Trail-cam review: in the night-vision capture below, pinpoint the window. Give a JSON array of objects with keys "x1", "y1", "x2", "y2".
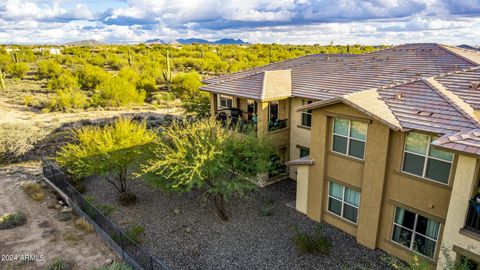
[
  {"x1": 332, "y1": 118, "x2": 367, "y2": 159},
  {"x1": 301, "y1": 100, "x2": 313, "y2": 127},
  {"x1": 328, "y1": 181, "x2": 360, "y2": 223},
  {"x1": 299, "y1": 148, "x2": 310, "y2": 158},
  {"x1": 392, "y1": 207, "x2": 440, "y2": 259},
  {"x1": 402, "y1": 132, "x2": 453, "y2": 184},
  {"x1": 460, "y1": 256, "x2": 479, "y2": 270},
  {"x1": 219, "y1": 95, "x2": 233, "y2": 108}
]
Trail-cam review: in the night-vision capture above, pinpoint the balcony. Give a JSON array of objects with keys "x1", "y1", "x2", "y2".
[
  {"x1": 465, "y1": 199, "x2": 480, "y2": 233},
  {"x1": 216, "y1": 108, "x2": 257, "y2": 134},
  {"x1": 268, "y1": 119, "x2": 288, "y2": 132}
]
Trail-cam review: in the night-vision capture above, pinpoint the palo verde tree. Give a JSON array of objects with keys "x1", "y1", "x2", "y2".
[
  {"x1": 56, "y1": 118, "x2": 156, "y2": 205},
  {"x1": 143, "y1": 118, "x2": 275, "y2": 220}
]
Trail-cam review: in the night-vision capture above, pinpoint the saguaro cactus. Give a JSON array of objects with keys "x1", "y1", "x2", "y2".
[
  {"x1": 128, "y1": 45, "x2": 133, "y2": 66},
  {"x1": 162, "y1": 51, "x2": 173, "y2": 91},
  {"x1": 0, "y1": 68, "x2": 5, "y2": 90}
]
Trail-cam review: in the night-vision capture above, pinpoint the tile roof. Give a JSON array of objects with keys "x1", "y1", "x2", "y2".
[
  {"x1": 432, "y1": 129, "x2": 480, "y2": 156},
  {"x1": 204, "y1": 43, "x2": 480, "y2": 156},
  {"x1": 202, "y1": 43, "x2": 479, "y2": 100}
]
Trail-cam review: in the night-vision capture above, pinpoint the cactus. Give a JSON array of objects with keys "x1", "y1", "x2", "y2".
[
  {"x1": 162, "y1": 51, "x2": 173, "y2": 91},
  {"x1": 12, "y1": 52, "x2": 18, "y2": 63},
  {"x1": 0, "y1": 68, "x2": 5, "y2": 91},
  {"x1": 128, "y1": 45, "x2": 133, "y2": 66}
]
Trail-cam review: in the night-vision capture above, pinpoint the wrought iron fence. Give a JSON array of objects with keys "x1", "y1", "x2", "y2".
[
  {"x1": 41, "y1": 163, "x2": 170, "y2": 270},
  {"x1": 465, "y1": 199, "x2": 480, "y2": 233}
]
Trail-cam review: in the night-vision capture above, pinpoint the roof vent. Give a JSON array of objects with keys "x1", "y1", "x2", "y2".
[
  {"x1": 417, "y1": 111, "x2": 433, "y2": 117},
  {"x1": 415, "y1": 73, "x2": 422, "y2": 76},
  {"x1": 394, "y1": 93, "x2": 403, "y2": 100},
  {"x1": 470, "y1": 81, "x2": 480, "y2": 89}
]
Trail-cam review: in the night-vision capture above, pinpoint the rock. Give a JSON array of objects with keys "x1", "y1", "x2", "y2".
[
  {"x1": 56, "y1": 212, "x2": 72, "y2": 222},
  {"x1": 61, "y1": 207, "x2": 73, "y2": 213},
  {"x1": 105, "y1": 258, "x2": 113, "y2": 265},
  {"x1": 41, "y1": 229, "x2": 57, "y2": 238},
  {"x1": 185, "y1": 227, "x2": 192, "y2": 234},
  {"x1": 58, "y1": 200, "x2": 64, "y2": 205},
  {"x1": 38, "y1": 221, "x2": 50, "y2": 228},
  {"x1": 173, "y1": 208, "x2": 180, "y2": 215}
]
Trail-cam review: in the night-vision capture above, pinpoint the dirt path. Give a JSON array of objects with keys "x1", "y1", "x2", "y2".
[
  {"x1": 0, "y1": 98, "x2": 184, "y2": 127},
  {"x1": 0, "y1": 162, "x2": 117, "y2": 270}
]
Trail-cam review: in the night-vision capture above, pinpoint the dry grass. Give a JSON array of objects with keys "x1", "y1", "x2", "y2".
[
  {"x1": 74, "y1": 218, "x2": 94, "y2": 233},
  {"x1": 20, "y1": 181, "x2": 45, "y2": 201},
  {"x1": 63, "y1": 232, "x2": 80, "y2": 243}
]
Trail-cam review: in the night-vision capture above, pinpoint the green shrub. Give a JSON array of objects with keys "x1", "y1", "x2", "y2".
[
  {"x1": 292, "y1": 225, "x2": 331, "y2": 254},
  {"x1": 23, "y1": 95, "x2": 35, "y2": 107},
  {"x1": 95, "y1": 262, "x2": 132, "y2": 270},
  {"x1": 0, "y1": 123, "x2": 50, "y2": 163},
  {"x1": 182, "y1": 92, "x2": 210, "y2": 117},
  {"x1": 76, "y1": 64, "x2": 111, "y2": 90},
  {"x1": 97, "y1": 204, "x2": 115, "y2": 217},
  {"x1": 171, "y1": 71, "x2": 202, "y2": 99},
  {"x1": 43, "y1": 259, "x2": 72, "y2": 270},
  {"x1": 0, "y1": 212, "x2": 27, "y2": 229},
  {"x1": 37, "y1": 59, "x2": 62, "y2": 79},
  {"x1": 94, "y1": 76, "x2": 146, "y2": 107},
  {"x1": 125, "y1": 224, "x2": 144, "y2": 244},
  {"x1": 7, "y1": 62, "x2": 29, "y2": 79},
  {"x1": 47, "y1": 71, "x2": 80, "y2": 92},
  {"x1": 20, "y1": 182, "x2": 45, "y2": 201},
  {"x1": 48, "y1": 88, "x2": 88, "y2": 112}
]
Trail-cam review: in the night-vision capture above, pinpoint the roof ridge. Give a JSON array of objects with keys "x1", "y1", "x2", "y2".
[
  {"x1": 203, "y1": 53, "x2": 352, "y2": 85},
  {"x1": 438, "y1": 44, "x2": 480, "y2": 66},
  {"x1": 423, "y1": 77, "x2": 480, "y2": 128}
]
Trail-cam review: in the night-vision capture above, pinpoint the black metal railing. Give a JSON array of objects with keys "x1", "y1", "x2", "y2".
[
  {"x1": 42, "y1": 163, "x2": 170, "y2": 270},
  {"x1": 268, "y1": 119, "x2": 288, "y2": 132},
  {"x1": 465, "y1": 199, "x2": 480, "y2": 233}
]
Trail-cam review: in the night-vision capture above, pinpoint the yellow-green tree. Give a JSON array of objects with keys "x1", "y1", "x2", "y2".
[
  {"x1": 143, "y1": 119, "x2": 275, "y2": 220},
  {"x1": 56, "y1": 119, "x2": 156, "y2": 204}
]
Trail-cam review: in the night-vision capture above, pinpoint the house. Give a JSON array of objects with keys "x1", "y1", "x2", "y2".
[{"x1": 200, "y1": 43, "x2": 480, "y2": 268}]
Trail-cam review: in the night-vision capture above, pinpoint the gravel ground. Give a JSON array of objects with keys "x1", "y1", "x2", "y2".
[{"x1": 85, "y1": 177, "x2": 393, "y2": 270}]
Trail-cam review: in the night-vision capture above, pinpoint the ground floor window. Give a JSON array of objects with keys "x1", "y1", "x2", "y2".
[
  {"x1": 298, "y1": 146, "x2": 310, "y2": 158},
  {"x1": 392, "y1": 207, "x2": 440, "y2": 259},
  {"x1": 327, "y1": 181, "x2": 360, "y2": 223}
]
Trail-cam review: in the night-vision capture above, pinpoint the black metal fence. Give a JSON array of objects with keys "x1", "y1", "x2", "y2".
[
  {"x1": 466, "y1": 199, "x2": 480, "y2": 233},
  {"x1": 41, "y1": 163, "x2": 170, "y2": 270}
]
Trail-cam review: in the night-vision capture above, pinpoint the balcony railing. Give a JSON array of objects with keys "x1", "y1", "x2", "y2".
[
  {"x1": 465, "y1": 199, "x2": 480, "y2": 233},
  {"x1": 268, "y1": 119, "x2": 288, "y2": 132}
]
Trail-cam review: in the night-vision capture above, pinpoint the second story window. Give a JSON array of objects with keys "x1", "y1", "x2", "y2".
[
  {"x1": 402, "y1": 132, "x2": 453, "y2": 184},
  {"x1": 219, "y1": 95, "x2": 233, "y2": 108},
  {"x1": 332, "y1": 118, "x2": 367, "y2": 159},
  {"x1": 301, "y1": 100, "x2": 313, "y2": 127}
]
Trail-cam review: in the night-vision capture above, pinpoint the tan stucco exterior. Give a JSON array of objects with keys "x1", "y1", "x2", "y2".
[
  {"x1": 437, "y1": 155, "x2": 480, "y2": 269},
  {"x1": 207, "y1": 91, "x2": 480, "y2": 268},
  {"x1": 289, "y1": 97, "x2": 312, "y2": 179},
  {"x1": 296, "y1": 102, "x2": 458, "y2": 265}
]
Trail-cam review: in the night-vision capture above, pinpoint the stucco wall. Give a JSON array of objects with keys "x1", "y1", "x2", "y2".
[
  {"x1": 437, "y1": 155, "x2": 480, "y2": 269},
  {"x1": 305, "y1": 102, "x2": 456, "y2": 265},
  {"x1": 289, "y1": 97, "x2": 312, "y2": 180}
]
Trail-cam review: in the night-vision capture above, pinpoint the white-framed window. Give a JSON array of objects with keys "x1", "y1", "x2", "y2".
[
  {"x1": 219, "y1": 95, "x2": 233, "y2": 108},
  {"x1": 332, "y1": 117, "x2": 368, "y2": 159},
  {"x1": 402, "y1": 132, "x2": 453, "y2": 184},
  {"x1": 327, "y1": 181, "x2": 360, "y2": 224},
  {"x1": 301, "y1": 100, "x2": 313, "y2": 127},
  {"x1": 392, "y1": 207, "x2": 440, "y2": 259}
]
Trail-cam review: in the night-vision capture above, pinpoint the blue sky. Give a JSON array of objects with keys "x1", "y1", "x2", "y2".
[{"x1": 0, "y1": 0, "x2": 479, "y2": 45}]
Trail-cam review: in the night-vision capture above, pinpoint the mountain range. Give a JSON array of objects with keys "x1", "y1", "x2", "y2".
[{"x1": 144, "y1": 38, "x2": 248, "y2": 45}]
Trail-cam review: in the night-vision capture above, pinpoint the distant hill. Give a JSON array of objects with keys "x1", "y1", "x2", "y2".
[
  {"x1": 145, "y1": 39, "x2": 165, "y2": 44},
  {"x1": 177, "y1": 38, "x2": 210, "y2": 44},
  {"x1": 63, "y1": 39, "x2": 106, "y2": 46},
  {"x1": 167, "y1": 39, "x2": 181, "y2": 45},
  {"x1": 214, "y1": 38, "x2": 248, "y2": 45},
  {"x1": 147, "y1": 38, "x2": 249, "y2": 45},
  {"x1": 458, "y1": 44, "x2": 480, "y2": 51}
]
